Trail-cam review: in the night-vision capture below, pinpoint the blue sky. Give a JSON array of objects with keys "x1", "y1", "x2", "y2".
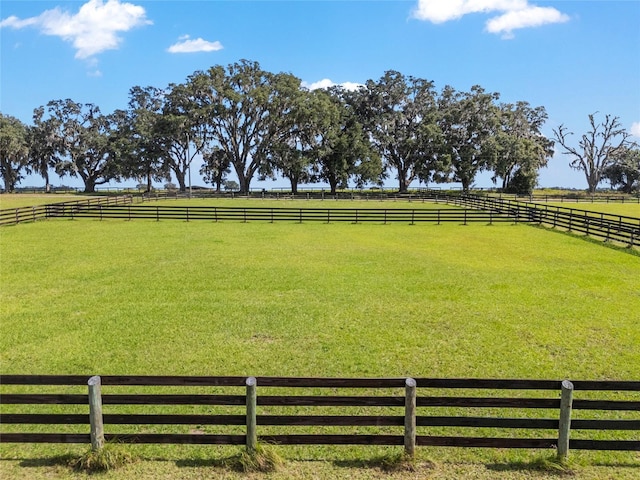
[{"x1": 1, "y1": 0, "x2": 639, "y2": 190}]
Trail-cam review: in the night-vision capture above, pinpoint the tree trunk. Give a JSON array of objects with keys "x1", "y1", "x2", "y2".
[
  {"x1": 238, "y1": 175, "x2": 251, "y2": 194},
  {"x1": 461, "y1": 177, "x2": 471, "y2": 193},
  {"x1": 83, "y1": 178, "x2": 96, "y2": 193},
  {"x1": 44, "y1": 171, "x2": 51, "y2": 193},
  {"x1": 398, "y1": 175, "x2": 408, "y2": 194},
  {"x1": 174, "y1": 170, "x2": 186, "y2": 192},
  {"x1": 328, "y1": 177, "x2": 338, "y2": 195},
  {"x1": 289, "y1": 175, "x2": 298, "y2": 194}
]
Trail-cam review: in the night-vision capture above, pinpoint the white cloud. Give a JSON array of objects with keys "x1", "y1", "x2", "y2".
[
  {"x1": 486, "y1": 6, "x2": 569, "y2": 38},
  {"x1": 412, "y1": 0, "x2": 569, "y2": 37},
  {"x1": 631, "y1": 122, "x2": 640, "y2": 138},
  {"x1": 303, "y1": 79, "x2": 363, "y2": 91},
  {"x1": 167, "y1": 35, "x2": 223, "y2": 53},
  {"x1": 0, "y1": 15, "x2": 40, "y2": 29},
  {"x1": 0, "y1": 0, "x2": 151, "y2": 59},
  {"x1": 413, "y1": 0, "x2": 528, "y2": 23}
]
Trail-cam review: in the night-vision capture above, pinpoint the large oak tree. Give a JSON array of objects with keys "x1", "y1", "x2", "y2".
[
  {"x1": 350, "y1": 71, "x2": 444, "y2": 193},
  {"x1": 187, "y1": 60, "x2": 303, "y2": 193}
]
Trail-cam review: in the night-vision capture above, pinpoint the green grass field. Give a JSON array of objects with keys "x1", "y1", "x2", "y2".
[
  {"x1": 537, "y1": 201, "x2": 640, "y2": 217},
  {"x1": 0, "y1": 194, "x2": 93, "y2": 209},
  {"x1": 1, "y1": 201, "x2": 639, "y2": 478}
]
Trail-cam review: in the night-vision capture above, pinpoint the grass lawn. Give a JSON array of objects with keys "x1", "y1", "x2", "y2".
[
  {"x1": 1, "y1": 212, "x2": 639, "y2": 477},
  {"x1": 0, "y1": 194, "x2": 92, "y2": 209},
  {"x1": 537, "y1": 201, "x2": 640, "y2": 217}
]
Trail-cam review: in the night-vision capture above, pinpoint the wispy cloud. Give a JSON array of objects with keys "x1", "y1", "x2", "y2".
[
  {"x1": 303, "y1": 79, "x2": 362, "y2": 91},
  {"x1": 631, "y1": 122, "x2": 640, "y2": 138},
  {"x1": 167, "y1": 35, "x2": 223, "y2": 53},
  {"x1": 412, "y1": 0, "x2": 569, "y2": 38},
  {"x1": 0, "y1": 0, "x2": 151, "y2": 59}
]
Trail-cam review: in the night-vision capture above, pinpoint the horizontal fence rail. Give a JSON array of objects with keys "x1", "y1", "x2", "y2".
[{"x1": 1, "y1": 375, "x2": 638, "y2": 457}]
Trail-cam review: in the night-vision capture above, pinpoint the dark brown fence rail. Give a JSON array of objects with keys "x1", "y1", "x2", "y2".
[{"x1": 1, "y1": 375, "x2": 638, "y2": 457}]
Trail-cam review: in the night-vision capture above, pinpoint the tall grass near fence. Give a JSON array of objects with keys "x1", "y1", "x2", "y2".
[{"x1": 1, "y1": 219, "x2": 639, "y2": 466}]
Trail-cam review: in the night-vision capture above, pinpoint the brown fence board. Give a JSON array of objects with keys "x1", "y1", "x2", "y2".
[
  {"x1": 1, "y1": 394, "x2": 88, "y2": 404},
  {"x1": 573, "y1": 400, "x2": 640, "y2": 411},
  {"x1": 0, "y1": 375, "x2": 92, "y2": 385},
  {"x1": 259, "y1": 434, "x2": 404, "y2": 445},
  {"x1": 101, "y1": 394, "x2": 246, "y2": 405},
  {"x1": 416, "y1": 417, "x2": 558, "y2": 429},
  {"x1": 256, "y1": 415, "x2": 404, "y2": 426},
  {"x1": 416, "y1": 436, "x2": 557, "y2": 449},
  {"x1": 572, "y1": 419, "x2": 640, "y2": 430},
  {"x1": 414, "y1": 379, "x2": 561, "y2": 389},
  {"x1": 417, "y1": 397, "x2": 560, "y2": 408},
  {"x1": 570, "y1": 440, "x2": 640, "y2": 451},
  {"x1": 105, "y1": 434, "x2": 245, "y2": 445},
  {"x1": 256, "y1": 396, "x2": 405, "y2": 407},
  {"x1": 0, "y1": 433, "x2": 90, "y2": 444}
]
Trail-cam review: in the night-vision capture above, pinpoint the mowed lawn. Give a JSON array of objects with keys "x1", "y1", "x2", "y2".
[
  {"x1": 538, "y1": 201, "x2": 640, "y2": 217},
  {"x1": 1, "y1": 218, "x2": 638, "y2": 379},
  {"x1": 0, "y1": 194, "x2": 92, "y2": 209},
  {"x1": 1, "y1": 214, "x2": 639, "y2": 477}
]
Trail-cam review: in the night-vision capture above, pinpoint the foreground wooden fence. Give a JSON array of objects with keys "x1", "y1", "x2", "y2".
[{"x1": 1, "y1": 375, "x2": 638, "y2": 458}]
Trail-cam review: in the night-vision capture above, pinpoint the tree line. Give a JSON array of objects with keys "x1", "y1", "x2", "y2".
[{"x1": 1, "y1": 60, "x2": 638, "y2": 194}]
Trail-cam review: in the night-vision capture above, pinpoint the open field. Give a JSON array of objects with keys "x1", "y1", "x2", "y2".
[
  {"x1": 0, "y1": 194, "x2": 92, "y2": 209},
  {"x1": 536, "y1": 201, "x2": 640, "y2": 217},
  {"x1": 1, "y1": 211, "x2": 639, "y2": 477}
]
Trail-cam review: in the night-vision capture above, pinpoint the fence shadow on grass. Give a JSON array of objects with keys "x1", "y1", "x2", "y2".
[{"x1": 17, "y1": 454, "x2": 76, "y2": 468}]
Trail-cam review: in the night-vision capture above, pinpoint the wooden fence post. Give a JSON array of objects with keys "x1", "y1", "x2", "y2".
[
  {"x1": 557, "y1": 380, "x2": 574, "y2": 459},
  {"x1": 246, "y1": 377, "x2": 257, "y2": 453},
  {"x1": 404, "y1": 378, "x2": 417, "y2": 457},
  {"x1": 88, "y1": 376, "x2": 105, "y2": 451}
]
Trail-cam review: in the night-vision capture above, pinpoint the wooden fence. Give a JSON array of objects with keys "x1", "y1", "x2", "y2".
[
  {"x1": 0, "y1": 195, "x2": 135, "y2": 227},
  {"x1": 56, "y1": 205, "x2": 523, "y2": 224},
  {"x1": 1, "y1": 193, "x2": 638, "y2": 249},
  {"x1": 446, "y1": 194, "x2": 640, "y2": 247},
  {"x1": 1, "y1": 375, "x2": 638, "y2": 458}
]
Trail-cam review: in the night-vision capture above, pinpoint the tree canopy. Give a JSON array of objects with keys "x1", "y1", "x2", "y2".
[{"x1": 1, "y1": 61, "x2": 568, "y2": 194}]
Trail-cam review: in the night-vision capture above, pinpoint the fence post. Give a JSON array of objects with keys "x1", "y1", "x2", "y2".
[
  {"x1": 246, "y1": 376, "x2": 257, "y2": 453},
  {"x1": 557, "y1": 380, "x2": 574, "y2": 459},
  {"x1": 404, "y1": 378, "x2": 417, "y2": 457},
  {"x1": 88, "y1": 376, "x2": 105, "y2": 451}
]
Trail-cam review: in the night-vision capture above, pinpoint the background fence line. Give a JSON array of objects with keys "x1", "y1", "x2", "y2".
[{"x1": 1, "y1": 192, "x2": 638, "y2": 247}]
